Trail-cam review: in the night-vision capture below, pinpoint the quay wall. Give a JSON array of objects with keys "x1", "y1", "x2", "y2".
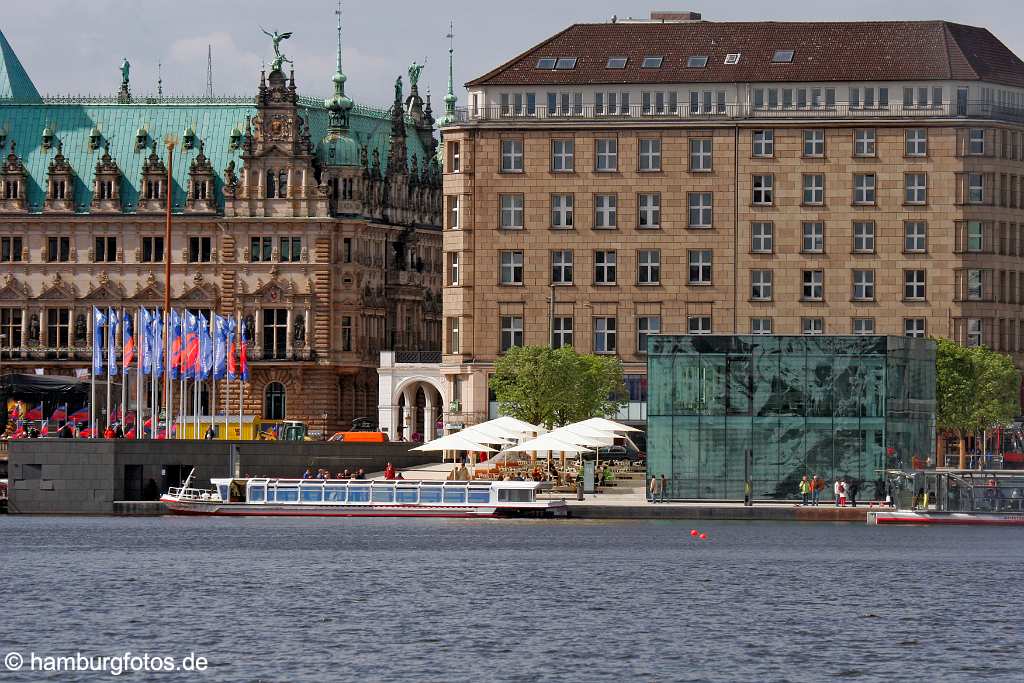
[{"x1": 7, "y1": 440, "x2": 437, "y2": 515}]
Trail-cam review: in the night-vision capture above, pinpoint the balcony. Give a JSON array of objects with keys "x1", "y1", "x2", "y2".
[
  {"x1": 394, "y1": 351, "x2": 442, "y2": 364},
  {"x1": 448, "y1": 101, "x2": 1024, "y2": 125}
]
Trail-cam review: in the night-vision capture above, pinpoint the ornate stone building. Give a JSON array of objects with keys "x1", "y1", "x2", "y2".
[{"x1": 0, "y1": 20, "x2": 442, "y2": 431}]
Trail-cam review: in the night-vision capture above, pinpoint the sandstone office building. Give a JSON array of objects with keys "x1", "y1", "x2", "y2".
[{"x1": 440, "y1": 13, "x2": 1024, "y2": 427}]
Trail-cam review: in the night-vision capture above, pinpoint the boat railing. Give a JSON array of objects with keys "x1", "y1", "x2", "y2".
[{"x1": 167, "y1": 485, "x2": 220, "y2": 502}]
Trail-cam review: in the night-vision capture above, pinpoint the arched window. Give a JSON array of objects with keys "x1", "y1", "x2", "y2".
[
  {"x1": 264, "y1": 382, "x2": 286, "y2": 420},
  {"x1": 266, "y1": 170, "x2": 276, "y2": 199},
  {"x1": 278, "y1": 171, "x2": 288, "y2": 198}
]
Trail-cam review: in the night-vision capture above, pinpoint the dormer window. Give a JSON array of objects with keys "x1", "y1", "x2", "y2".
[
  {"x1": 145, "y1": 179, "x2": 162, "y2": 200},
  {"x1": 196, "y1": 180, "x2": 208, "y2": 200},
  {"x1": 41, "y1": 127, "x2": 54, "y2": 150},
  {"x1": 772, "y1": 50, "x2": 794, "y2": 63},
  {"x1": 687, "y1": 56, "x2": 708, "y2": 68},
  {"x1": 724, "y1": 53, "x2": 741, "y2": 65},
  {"x1": 4, "y1": 180, "x2": 19, "y2": 200},
  {"x1": 641, "y1": 56, "x2": 664, "y2": 69},
  {"x1": 52, "y1": 179, "x2": 66, "y2": 200},
  {"x1": 89, "y1": 128, "x2": 101, "y2": 150},
  {"x1": 554, "y1": 58, "x2": 577, "y2": 70},
  {"x1": 606, "y1": 57, "x2": 627, "y2": 69},
  {"x1": 99, "y1": 180, "x2": 114, "y2": 200},
  {"x1": 535, "y1": 58, "x2": 557, "y2": 69}
]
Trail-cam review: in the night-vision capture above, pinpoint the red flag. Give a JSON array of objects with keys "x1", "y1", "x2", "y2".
[{"x1": 25, "y1": 403, "x2": 43, "y2": 420}]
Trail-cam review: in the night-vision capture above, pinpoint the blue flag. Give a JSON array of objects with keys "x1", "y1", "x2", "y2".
[
  {"x1": 106, "y1": 308, "x2": 119, "y2": 376},
  {"x1": 169, "y1": 310, "x2": 181, "y2": 381},
  {"x1": 150, "y1": 310, "x2": 163, "y2": 379},
  {"x1": 198, "y1": 314, "x2": 213, "y2": 380},
  {"x1": 140, "y1": 308, "x2": 151, "y2": 376},
  {"x1": 184, "y1": 311, "x2": 198, "y2": 380},
  {"x1": 213, "y1": 315, "x2": 228, "y2": 381},
  {"x1": 92, "y1": 307, "x2": 106, "y2": 377}
]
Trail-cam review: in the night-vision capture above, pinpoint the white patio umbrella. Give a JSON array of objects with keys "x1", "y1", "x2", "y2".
[
  {"x1": 553, "y1": 424, "x2": 618, "y2": 445},
  {"x1": 410, "y1": 433, "x2": 497, "y2": 452},
  {"x1": 459, "y1": 422, "x2": 522, "y2": 444},
  {"x1": 504, "y1": 434, "x2": 594, "y2": 453},
  {"x1": 488, "y1": 415, "x2": 546, "y2": 435},
  {"x1": 576, "y1": 417, "x2": 642, "y2": 433}
]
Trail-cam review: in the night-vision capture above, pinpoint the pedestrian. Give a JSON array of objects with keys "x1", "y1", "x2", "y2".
[
  {"x1": 204, "y1": 425, "x2": 216, "y2": 440},
  {"x1": 799, "y1": 475, "x2": 811, "y2": 506},
  {"x1": 811, "y1": 475, "x2": 823, "y2": 506},
  {"x1": 302, "y1": 468, "x2": 313, "y2": 479},
  {"x1": 660, "y1": 474, "x2": 668, "y2": 503},
  {"x1": 833, "y1": 479, "x2": 843, "y2": 507},
  {"x1": 838, "y1": 479, "x2": 848, "y2": 507},
  {"x1": 848, "y1": 478, "x2": 860, "y2": 507},
  {"x1": 649, "y1": 474, "x2": 661, "y2": 503},
  {"x1": 103, "y1": 425, "x2": 115, "y2": 439}
]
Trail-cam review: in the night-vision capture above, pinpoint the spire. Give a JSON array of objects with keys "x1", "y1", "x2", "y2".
[
  {"x1": 206, "y1": 45, "x2": 214, "y2": 97},
  {"x1": 438, "y1": 22, "x2": 457, "y2": 127},
  {"x1": 0, "y1": 29, "x2": 41, "y2": 102},
  {"x1": 157, "y1": 61, "x2": 163, "y2": 97},
  {"x1": 324, "y1": 1, "x2": 353, "y2": 132}
]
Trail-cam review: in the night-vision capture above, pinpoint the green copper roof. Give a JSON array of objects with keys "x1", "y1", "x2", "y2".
[{"x1": 0, "y1": 30, "x2": 41, "y2": 102}]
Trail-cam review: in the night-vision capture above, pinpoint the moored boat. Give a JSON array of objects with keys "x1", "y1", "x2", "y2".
[
  {"x1": 868, "y1": 469, "x2": 1024, "y2": 526},
  {"x1": 160, "y1": 472, "x2": 568, "y2": 518}
]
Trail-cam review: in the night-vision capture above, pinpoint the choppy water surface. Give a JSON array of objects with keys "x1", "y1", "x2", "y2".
[{"x1": 1, "y1": 516, "x2": 1022, "y2": 682}]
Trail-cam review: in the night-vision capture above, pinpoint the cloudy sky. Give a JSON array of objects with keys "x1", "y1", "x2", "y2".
[{"x1": 3, "y1": 0, "x2": 1023, "y2": 109}]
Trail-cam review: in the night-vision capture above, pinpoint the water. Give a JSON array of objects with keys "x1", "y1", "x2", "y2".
[{"x1": 1, "y1": 516, "x2": 1022, "y2": 682}]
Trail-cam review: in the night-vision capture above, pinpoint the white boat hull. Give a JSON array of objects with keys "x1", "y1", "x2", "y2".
[
  {"x1": 868, "y1": 510, "x2": 1024, "y2": 526},
  {"x1": 161, "y1": 497, "x2": 567, "y2": 518}
]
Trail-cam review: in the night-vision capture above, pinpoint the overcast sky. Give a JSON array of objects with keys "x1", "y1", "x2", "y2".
[{"x1": 3, "y1": 1, "x2": 1023, "y2": 109}]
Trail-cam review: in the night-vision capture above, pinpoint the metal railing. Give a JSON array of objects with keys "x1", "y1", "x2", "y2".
[
  {"x1": 394, "y1": 351, "x2": 442, "y2": 364},
  {"x1": 447, "y1": 101, "x2": 1024, "y2": 125}
]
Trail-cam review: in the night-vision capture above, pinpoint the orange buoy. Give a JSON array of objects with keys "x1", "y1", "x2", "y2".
[
  {"x1": 699, "y1": 533, "x2": 707, "y2": 540},
  {"x1": 690, "y1": 529, "x2": 699, "y2": 537}
]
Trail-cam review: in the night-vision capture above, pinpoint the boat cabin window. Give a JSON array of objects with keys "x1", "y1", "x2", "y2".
[
  {"x1": 498, "y1": 488, "x2": 534, "y2": 503},
  {"x1": 443, "y1": 488, "x2": 467, "y2": 504},
  {"x1": 420, "y1": 487, "x2": 442, "y2": 504},
  {"x1": 372, "y1": 486, "x2": 396, "y2": 503},
  {"x1": 301, "y1": 486, "x2": 324, "y2": 503},
  {"x1": 324, "y1": 485, "x2": 347, "y2": 502},
  {"x1": 217, "y1": 484, "x2": 229, "y2": 501},
  {"x1": 468, "y1": 488, "x2": 492, "y2": 504},
  {"x1": 276, "y1": 487, "x2": 299, "y2": 502},
  {"x1": 249, "y1": 486, "x2": 266, "y2": 503},
  {"x1": 396, "y1": 488, "x2": 418, "y2": 504},
  {"x1": 349, "y1": 486, "x2": 370, "y2": 503},
  {"x1": 266, "y1": 488, "x2": 276, "y2": 502}
]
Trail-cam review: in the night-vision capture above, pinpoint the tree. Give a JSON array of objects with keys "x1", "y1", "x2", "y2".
[
  {"x1": 489, "y1": 346, "x2": 627, "y2": 428},
  {"x1": 935, "y1": 338, "x2": 1019, "y2": 468}
]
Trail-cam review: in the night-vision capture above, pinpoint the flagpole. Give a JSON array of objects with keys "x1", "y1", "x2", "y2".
[
  {"x1": 120, "y1": 307, "x2": 127, "y2": 432},
  {"x1": 90, "y1": 320, "x2": 97, "y2": 439},
  {"x1": 163, "y1": 134, "x2": 176, "y2": 441},
  {"x1": 179, "y1": 309, "x2": 185, "y2": 440},
  {"x1": 135, "y1": 309, "x2": 143, "y2": 440},
  {"x1": 237, "y1": 310, "x2": 243, "y2": 439}
]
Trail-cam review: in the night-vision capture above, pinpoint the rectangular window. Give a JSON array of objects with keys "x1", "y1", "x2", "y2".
[
  {"x1": 499, "y1": 194, "x2": 524, "y2": 229},
  {"x1": 751, "y1": 318, "x2": 772, "y2": 335},
  {"x1": 249, "y1": 236, "x2": 271, "y2": 263},
  {"x1": 751, "y1": 222, "x2": 773, "y2": 253},
  {"x1": 967, "y1": 173, "x2": 985, "y2": 203},
  {"x1": 637, "y1": 249, "x2": 660, "y2": 285},
  {"x1": 966, "y1": 221, "x2": 984, "y2": 252},
  {"x1": 446, "y1": 195, "x2": 460, "y2": 229},
  {"x1": 849, "y1": 87, "x2": 861, "y2": 108},
  {"x1": 853, "y1": 270, "x2": 875, "y2": 301},
  {"x1": 551, "y1": 250, "x2": 573, "y2": 285},
  {"x1": 500, "y1": 316, "x2": 523, "y2": 352},
  {"x1": 189, "y1": 236, "x2": 212, "y2": 263},
  {"x1": 141, "y1": 236, "x2": 163, "y2": 263},
  {"x1": 638, "y1": 139, "x2": 662, "y2": 171},
  {"x1": 636, "y1": 316, "x2": 660, "y2": 353},
  {"x1": 94, "y1": 236, "x2": 116, "y2": 263},
  {"x1": 447, "y1": 141, "x2": 461, "y2": 173},
  {"x1": 853, "y1": 318, "x2": 875, "y2": 335},
  {"x1": 552, "y1": 317, "x2": 573, "y2": 349},
  {"x1": 966, "y1": 270, "x2": 984, "y2": 301},
  {"x1": 966, "y1": 319, "x2": 983, "y2": 347},
  {"x1": 688, "y1": 250, "x2": 712, "y2": 285},
  {"x1": 802, "y1": 318, "x2": 824, "y2": 335},
  {"x1": 46, "y1": 236, "x2": 70, "y2": 263},
  {"x1": 638, "y1": 193, "x2": 661, "y2": 228},
  {"x1": 968, "y1": 128, "x2": 986, "y2": 155},
  {"x1": 752, "y1": 130, "x2": 774, "y2": 157},
  {"x1": 551, "y1": 194, "x2": 574, "y2": 229},
  {"x1": 904, "y1": 270, "x2": 927, "y2": 300},
  {"x1": 279, "y1": 237, "x2": 301, "y2": 263},
  {"x1": 499, "y1": 250, "x2": 524, "y2": 285},
  {"x1": 689, "y1": 138, "x2": 712, "y2": 171},
  {"x1": 261, "y1": 308, "x2": 288, "y2": 360},
  {"x1": 594, "y1": 250, "x2": 617, "y2": 284},
  {"x1": 446, "y1": 317, "x2": 459, "y2": 354},
  {"x1": 853, "y1": 174, "x2": 876, "y2": 205},
  {"x1": 593, "y1": 317, "x2": 617, "y2": 354},
  {"x1": 802, "y1": 270, "x2": 824, "y2": 300},
  {"x1": 853, "y1": 222, "x2": 875, "y2": 253},
  {"x1": 801, "y1": 222, "x2": 824, "y2": 253},
  {"x1": 751, "y1": 270, "x2": 773, "y2": 301},
  {"x1": 903, "y1": 87, "x2": 914, "y2": 108},
  {"x1": 752, "y1": 175, "x2": 773, "y2": 205},
  {"x1": 500, "y1": 139, "x2": 524, "y2": 172},
  {"x1": 0, "y1": 307, "x2": 23, "y2": 354},
  {"x1": 46, "y1": 308, "x2": 71, "y2": 352},
  {"x1": 905, "y1": 128, "x2": 928, "y2": 156},
  {"x1": 854, "y1": 129, "x2": 876, "y2": 157},
  {"x1": 803, "y1": 129, "x2": 825, "y2": 157},
  {"x1": 595, "y1": 139, "x2": 618, "y2": 171},
  {"x1": 687, "y1": 192, "x2": 712, "y2": 228},
  {"x1": 551, "y1": 139, "x2": 574, "y2": 172},
  {"x1": 341, "y1": 316, "x2": 353, "y2": 352},
  {"x1": 904, "y1": 221, "x2": 927, "y2": 253},
  {"x1": 594, "y1": 194, "x2": 617, "y2": 229},
  {"x1": 905, "y1": 318, "x2": 926, "y2": 338},
  {"x1": 905, "y1": 173, "x2": 928, "y2": 204},
  {"x1": 0, "y1": 236, "x2": 22, "y2": 262},
  {"x1": 802, "y1": 174, "x2": 824, "y2": 205},
  {"x1": 447, "y1": 252, "x2": 460, "y2": 286},
  {"x1": 688, "y1": 316, "x2": 711, "y2": 335}
]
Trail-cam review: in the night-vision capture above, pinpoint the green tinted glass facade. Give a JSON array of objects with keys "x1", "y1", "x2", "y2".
[{"x1": 647, "y1": 336, "x2": 935, "y2": 501}]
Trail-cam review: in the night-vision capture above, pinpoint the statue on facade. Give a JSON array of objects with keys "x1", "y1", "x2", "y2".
[
  {"x1": 120, "y1": 57, "x2": 130, "y2": 86},
  {"x1": 293, "y1": 314, "x2": 305, "y2": 346},
  {"x1": 223, "y1": 160, "x2": 237, "y2": 187},
  {"x1": 408, "y1": 61, "x2": 425, "y2": 89},
  {"x1": 28, "y1": 313, "x2": 40, "y2": 344},
  {"x1": 394, "y1": 76, "x2": 403, "y2": 103},
  {"x1": 74, "y1": 314, "x2": 87, "y2": 344},
  {"x1": 260, "y1": 27, "x2": 293, "y2": 71},
  {"x1": 243, "y1": 314, "x2": 255, "y2": 342}
]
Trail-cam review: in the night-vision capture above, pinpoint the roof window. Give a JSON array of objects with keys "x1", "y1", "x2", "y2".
[
  {"x1": 607, "y1": 57, "x2": 628, "y2": 69},
  {"x1": 724, "y1": 53, "x2": 741, "y2": 65},
  {"x1": 772, "y1": 50, "x2": 795, "y2": 63},
  {"x1": 641, "y1": 56, "x2": 664, "y2": 69},
  {"x1": 535, "y1": 58, "x2": 557, "y2": 69},
  {"x1": 554, "y1": 58, "x2": 578, "y2": 70},
  {"x1": 687, "y1": 56, "x2": 708, "y2": 68}
]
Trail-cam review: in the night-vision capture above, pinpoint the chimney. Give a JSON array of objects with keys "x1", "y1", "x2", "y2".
[{"x1": 650, "y1": 11, "x2": 702, "y2": 22}]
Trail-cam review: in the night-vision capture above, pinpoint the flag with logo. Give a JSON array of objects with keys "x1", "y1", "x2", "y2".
[
  {"x1": 150, "y1": 310, "x2": 164, "y2": 378},
  {"x1": 140, "y1": 308, "x2": 151, "y2": 376},
  {"x1": 212, "y1": 315, "x2": 229, "y2": 381},
  {"x1": 184, "y1": 311, "x2": 200, "y2": 380},
  {"x1": 198, "y1": 314, "x2": 213, "y2": 380},
  {"x1": 122, "y1": 312, "x2": 135, "y2": 371},
  {"x1": 107, "y1": 307, "x2": 119, "y2": 376},
  {"x1": 169, "y1": 309, "x2": 182, "y2": 380},
  {"x1": 239, "y1": 317, "x2": 250, "y2": 382},
  {"x1": 92, "y1": 307, "x2": 106, "y2": 377}
]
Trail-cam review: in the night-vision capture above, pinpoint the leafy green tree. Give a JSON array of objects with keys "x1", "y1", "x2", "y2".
[
  {"x1": 490, "y1": 346, "x2": 627, "y2": 428},
  {"x1": 935, "y1": 338, "x2": 1019, "y2": 468}
]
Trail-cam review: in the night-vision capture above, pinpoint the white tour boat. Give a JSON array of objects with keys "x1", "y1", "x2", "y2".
[{"x1": 160, "y1": 471, "x2": 568, "y2": 518}]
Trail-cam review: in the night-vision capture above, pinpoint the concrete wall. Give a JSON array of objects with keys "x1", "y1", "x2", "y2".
[{"x1": 7, "y1": 440, "x2": 438, "y2": 514}]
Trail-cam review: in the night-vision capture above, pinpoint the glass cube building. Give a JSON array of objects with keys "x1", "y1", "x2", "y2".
[{"x1": 647, "y1": 336, "x2": 935, "y2": 501}]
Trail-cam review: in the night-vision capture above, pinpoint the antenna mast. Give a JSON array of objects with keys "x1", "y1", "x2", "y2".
[{"x1": 206, "y1": 45, "x2": 214, "y2": 97}]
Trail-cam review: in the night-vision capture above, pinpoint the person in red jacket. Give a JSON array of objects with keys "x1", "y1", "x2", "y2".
[
  {"x1": 384, "y1": 462, "x2": 396, "y2": 480},
  {"x1": 103, "y1": 425, "x2": 116, "y2": 440}
]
